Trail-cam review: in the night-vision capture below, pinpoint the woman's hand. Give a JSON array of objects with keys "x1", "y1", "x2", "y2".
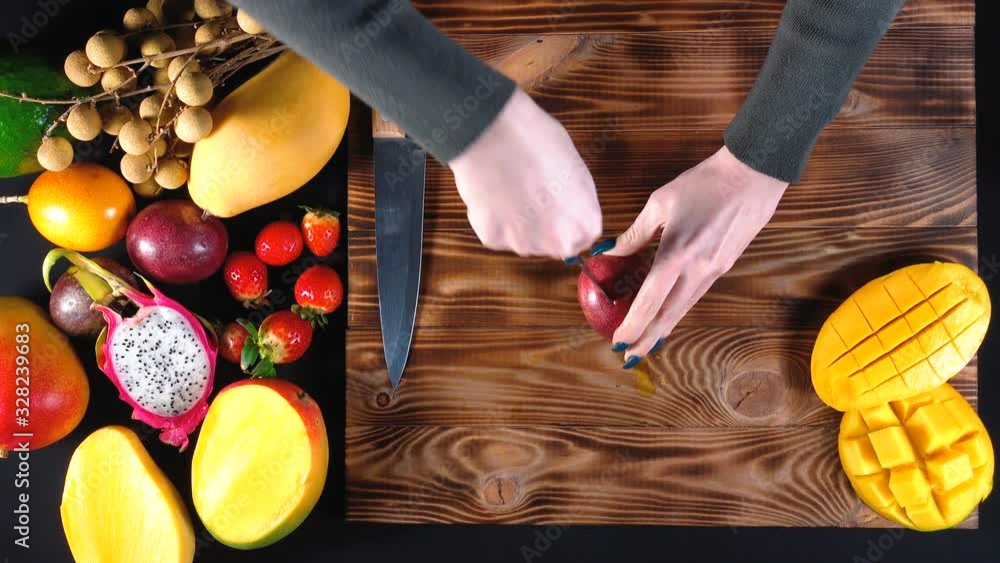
[
  {"x1": 449, "y1": 89, "x2": 602, "y2": 258},
  {"x1": 601, "y1": 146, "x2": 789, "y2": 368}
]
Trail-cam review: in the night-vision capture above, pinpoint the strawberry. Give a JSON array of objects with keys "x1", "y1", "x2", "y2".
[
  {"x1": 255, "y1": 221, "x2": 304, "y2": 266},
  {"x1": 292, "y1": 265, "x2": 343, "y2": 327},
  {"x1": 219, "y1": 322, "x2": 250, "y2": 365},
  {"x1": 300, "y1": 206, "x2": 341, "y2": 257},
  {"x1": 238, "y1": 311, "x2": 314, "y2": 377},
  {"x1": 222, "y1": 252, "x2": 270, "y2": 308}
]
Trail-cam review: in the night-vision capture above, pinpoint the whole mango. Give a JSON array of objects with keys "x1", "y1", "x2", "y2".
[
  {"x1": 188, "y1": 52, "x2": 349, "y2": 217},
  {"x1": 0, "y1": 297, "x2": 89, "y2": 456}
]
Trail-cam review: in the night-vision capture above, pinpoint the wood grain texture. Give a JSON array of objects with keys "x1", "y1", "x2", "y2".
[
  {"x1": 346, "y1": 326, "x2": 978, "y2": 427},
  {"x1": 346, "y1": 0, "x2": 978, "y2": 529},
  {"x1": 414, "y1": 0, "x2": 974, "y2": 34},
  {"x1": 345, "y1": 425, "x2": 979, "y2": 527},
  {"x1": 349, "y1": 127, "x2": 976, "y2": 232},
  {"x1": 424, "y1": 28, "x2": 974, "y2": 133},
  {"x1": 346, "y1": 425, "x2": 873, "y2": 525},
  {"x1": 348, "y1": 227, "x2": 977, "y2": 329}
]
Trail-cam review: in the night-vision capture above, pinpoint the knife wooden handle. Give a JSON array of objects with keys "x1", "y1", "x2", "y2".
[{"x1": 372, "y1": 110, "x2": 406, "y2": 139}]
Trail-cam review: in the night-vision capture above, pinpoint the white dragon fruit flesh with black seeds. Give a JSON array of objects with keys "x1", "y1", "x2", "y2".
[
  {"x1": 96, "y1": 282, "x2": 218, "y2": 452},
  {"x1": 109, "y1": 307, "x2": 211, "y2": 418}
]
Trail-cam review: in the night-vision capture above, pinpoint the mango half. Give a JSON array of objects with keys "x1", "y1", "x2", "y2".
[
  {"x1": 61, "y1": 426, "x2": 195, "y2": 563},
  {"x1": 192, "y1": 379, "x2": 329, "y2": 549},
  {"x1": 812, "y1": 263, "x2": 990, "y2": 411},
  {"x1": 839, "y1": 384, "x2": 993, "y2": 530},
  {"x1": 188, "y1": 52, "x2": 349, "y2": 217}
]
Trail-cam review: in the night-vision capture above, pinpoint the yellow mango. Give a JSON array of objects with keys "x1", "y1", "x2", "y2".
[
  {"x1": 189, "y1": 52, "x2": 350, "y2": 217},
  {"x1": 839, "y1": 385, "x2": 994, "y2": 531},
  {"x1": 192, "y1": 379, "x2": 328, "y2": 549},
  {"x1": 812, "y1": 263, "x2": 990, "y2": 411},
  {"x1": 61, "y1": 426, "x2": 194, "y2": 563}
]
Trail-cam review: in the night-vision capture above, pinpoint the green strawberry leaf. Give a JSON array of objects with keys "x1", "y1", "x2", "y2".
[
  {"x1": 236, "y1": 318, "x2": 259, "y2": 341},
  {"x1": 241, "y1": 340, "x2": 259, "y2": 372},
  {"x1": 251, "y1": 356, "x2": 276, "y2": 378}
]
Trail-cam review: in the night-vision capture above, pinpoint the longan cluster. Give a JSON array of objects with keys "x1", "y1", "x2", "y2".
[{"x1": 37, "y1": 0, "x2": 270, "y2": 199}]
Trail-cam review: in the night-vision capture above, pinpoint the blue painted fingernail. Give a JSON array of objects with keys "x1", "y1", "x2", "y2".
[
  {"x1": 650, "y1": 338, "x2": 666, "y2": 354},
  {"x1": 591, "y1": 239, "x2": 616, "y2": 256},
  {"x1": 564, "y1": 256, "x2": 583, "y2": 266},
  {"x1": 623, "y1": 355, "x2": 642, "y2": 370},
  {"x1": 612, "y1": 342, "x2": 628, "y2": 353}
]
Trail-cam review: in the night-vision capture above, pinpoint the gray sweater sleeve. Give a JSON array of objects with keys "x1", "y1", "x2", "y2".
[
  {"x1": 724, "y1": 0, "x2": 906, "y2": 182},
  {"x1": 230, "y1": 0, "x2": 515, "y2": 164},
  {"x1": 234, "y1": 0, "x2": 903, "y2": 182}
]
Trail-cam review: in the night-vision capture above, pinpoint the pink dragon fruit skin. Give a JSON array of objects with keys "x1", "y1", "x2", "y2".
[
  {"x1": 43, "y1": 249, "x2": 217, "y2": 452},
  {"x1": 94, "y1": 281, "x2": 218, "y2": 452}
]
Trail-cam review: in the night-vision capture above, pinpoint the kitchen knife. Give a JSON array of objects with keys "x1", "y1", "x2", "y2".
[{"x1": 373, "y1": 110, "x2": 426, "y2": 391}]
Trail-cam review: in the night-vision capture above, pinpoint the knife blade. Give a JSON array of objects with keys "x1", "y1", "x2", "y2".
[{"x1": 373, "y1": 111, "x2": 426, "y2": 391}]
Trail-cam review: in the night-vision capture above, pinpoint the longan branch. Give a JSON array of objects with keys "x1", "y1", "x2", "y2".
[
  {"x1": 211, "y1": 45, "x2": 286, "y2": 85},
  {"x1": 111, "y1": 33, "x2": 256, "y2": 68},
  {"x1": 207, "y1": 37, "x2": 276, "y2": 77},
  {"x1": 120, "y1": 16, "x2": 235, "y2": 38},
  {"x1": 2, "y1": 83, "x2": 163, "y2": 106},
  {"x1": 0, "y1": 91, "x2": 87, "y2": 105}
]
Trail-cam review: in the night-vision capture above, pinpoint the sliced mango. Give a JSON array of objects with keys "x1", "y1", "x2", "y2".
[
  {"x1": 839, "y1": 385, "x2": 994, "y2": 531},
  {"x1": 812, "y1": 263, "x2": 990, "y2": 411},
  {"x1": 192, "y1": 379, "x2": 329, "y2": 549},
  {"x1": 61, "y1": 426, "x2": 194, "y2": 563}
]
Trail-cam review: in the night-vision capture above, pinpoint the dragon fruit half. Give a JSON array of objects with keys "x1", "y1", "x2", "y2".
[{"x1": 44, "y1": 249, "x2": 218, "y2": 451}]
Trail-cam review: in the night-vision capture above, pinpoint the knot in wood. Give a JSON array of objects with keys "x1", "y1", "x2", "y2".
[
  {"x1": 723, "y1": 369, "x2": 788, "y2": 420},
  {"x1": 482, "y1": 475, "x2": 519, "y2": 510}
]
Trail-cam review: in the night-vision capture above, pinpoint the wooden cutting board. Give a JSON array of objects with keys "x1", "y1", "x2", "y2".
[{"x1": 345, "y1": 0, "x2": 978, "y2": 526}]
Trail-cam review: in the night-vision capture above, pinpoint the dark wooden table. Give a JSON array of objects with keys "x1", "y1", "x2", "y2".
[{"x1": 345, "y1": 0, "x2": 980, "y2": 527}]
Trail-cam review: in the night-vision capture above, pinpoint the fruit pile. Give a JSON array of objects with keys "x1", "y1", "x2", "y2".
[
  {"x1": 811, "y1": 262, "x2": 994, "y2": 531},
  {"x1": 22, "y1": 0, "x2": 277, "y2": 199},
  {"x1": 218, "y1": 210, "x2": 344, "y2": 377},
  {"x1": 0, "y1": 1, "x2": 352, "y2": 559}
]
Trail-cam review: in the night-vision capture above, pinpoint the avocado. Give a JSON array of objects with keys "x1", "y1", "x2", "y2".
[{"x1": 0, "y1": 53, "x2": 90, "y2": 178}]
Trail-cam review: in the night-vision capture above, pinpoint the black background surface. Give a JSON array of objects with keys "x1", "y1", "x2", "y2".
[{"x1": 0, "y1": 1, "x2": 997, "y2": 562}]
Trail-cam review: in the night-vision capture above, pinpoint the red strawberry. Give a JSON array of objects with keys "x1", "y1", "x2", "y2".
[
  {"x1": 222, "y1": 252, "x2": 270, "y2": 308},
  {"x1": 292, "y1": 265, "x2": 343, "y2": 327},
  {"x1": 219, "y1": 322, "x2": 250, "y2": 365},
  {"x1": 300, "y1": 206, "x2": 341, "y2": 257},
  {"x1": 255, "y1": 221, "x2": 304, "y2": 266},
  {"x1": 238, "y1": 311, "x2": 314, "y2": 377}
]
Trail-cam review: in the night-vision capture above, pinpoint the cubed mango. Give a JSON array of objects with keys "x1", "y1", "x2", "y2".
[
  {"x1": 926, "y1": 449, "x2": 973, "y2": 491},
  {"x1": 882, "y1": 271, "x2": 926, "y2": 312},
  {"x1": 889, "y1": 466, "x2": 930, "y2": 507},
  {"x1": 890, "y1": 339, "x2": 926, "y2": 374},
  {"x1": 829, "y1": 299, "x2": 873, "y2": 349},
  {"x1": 927, "y1": 284, "x2": 965, "y2": 317},
  {"x1": 860, "y1": 404, "x2": 899, "y2": 432},
  {"x1": 840, "y1": 436, "x2": 883, "y2": 476},
  {"x1": 905, "y1": 403, "x2": 963, "y2": 455},
  {"x1": 903, "y1": 303, "x2": 939, "y2": 336},
  {"x1": 927, "y1": 343, "x2": 964, "y2": 380},
  {"x1": 876, "y1": 318, "x2": 914, "y2": 352},
  {"x1": 868, "y1": 426, "x2": 917, "y2": 469},
  {"x1": 852, "y1": 286, "x2": 900, "y2": 331}
]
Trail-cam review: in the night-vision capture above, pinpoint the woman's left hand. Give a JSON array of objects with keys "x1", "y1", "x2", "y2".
[{"x1": 600, "y1": 146, "x2": 789, "y2": 368}]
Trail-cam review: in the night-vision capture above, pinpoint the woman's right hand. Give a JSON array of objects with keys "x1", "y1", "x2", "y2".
[{"x1": 448, "y1": 89, "x2": 603, "y2": 259}]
